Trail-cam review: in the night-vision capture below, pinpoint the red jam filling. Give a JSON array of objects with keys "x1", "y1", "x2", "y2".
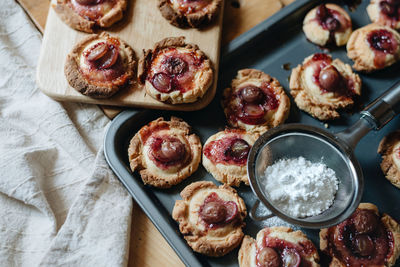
[
  {"x1": 256, "y1": 229, "x2": 316, "y2": 267},
  {"x1": 81, "y1": 39, "x2": 127, "y2": 85},
  {"x1": 227, "y1": 83, "x2": 279, "y2": 125},
  {"x1": 199, "y1": 192, "x2": 238, "y2": 229},
  {"x1": 379, "y1": 0, "x2": 400, "y2": 27},
  {"x1": 147, "y1": 136, "x2": 187, "y2": 169},
  {"x1": 367, "y1": 29, "x2": 398, "y2": 68},
  {"x1": 314, "y1": 4, "x2": 350, "y2": 45},
  {"x1": 306, "y1": 53, "x2": 356, "y2": 97},
  {"x1": 171, "y1": 0, "x2": 212, "y2": 15},
  {"x1": 203, "y1": 136, "x2": 250, "y2": 166},
  {"x1": 148, "y1": 48, "x2": 205, "y2": 94},
  {"x1": 69, "y1": 0, "x2": 116, "y2": 22},
  {"x1": 325, "y1": 209, "x2": 394, "y2": 267}
]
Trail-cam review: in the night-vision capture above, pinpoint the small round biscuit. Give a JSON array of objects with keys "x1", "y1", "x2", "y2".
[
  {"x1": 303, "y1": 3, "x2": 352, "y2": 47},
  {"x1": 65, "y1": 32, "x2": 135, "y2": 98},
  {"x1": 53, "y1": 0, "x2": 127, "y2": 33},
  {"x1": 367, "y1": 0, "x2": 400, "y2": 30},
  {"x1": 378, "y1": 130, "x2": 400, "y2": 189},
  {"x1": 222, "y1": 69, "x2": 290, "y2": 132},
  {"x1": 128, "y1": 117, "x2": 201, "y2": 188},
  {"x1": 290, "y1": 53, "x2": 361, "y2": 121},
  {"x1": 138, "y1": 36, "x2": 213, "y2": 104},
  {"x1": 158, "y1": 0, "x2": 221, "y2": 28},
  {"x1": 320, "y1": 203, "x2": 400, "y2": 267},
  {"x1": 202, "y1": 129, "x2": 259, "y2": 187},
  {"x1": 347, "y1": 23, "x2": 400, "y2": 72},
  {"x1": 172, "y1": 181, "x2": 247, "y2": 257},
  {"x1": 239, "y1": 227, "x2": 320, "y2": 267}
]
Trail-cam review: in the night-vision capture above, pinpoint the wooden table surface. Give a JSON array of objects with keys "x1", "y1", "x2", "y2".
[{"x1": 18, "y1": 0, "x2": 294, "y2": 266}]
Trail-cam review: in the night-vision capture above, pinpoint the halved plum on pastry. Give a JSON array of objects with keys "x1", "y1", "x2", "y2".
[
  {"x1": 368, "y1": 0, "x2": 400, "y2": 30},
  {"x1": 202, "y1": 129, "x2": 259, "y2": 187},
  {"x1": 138, "y1": 36, "x2": 213, "y2": 104},
  {"x1": 53, "y1": 0, "x2": 127, "y2": 32},
  {"x1": 320, "y1": 203, "x2": 400, "y2": 267},
  {"x1": 65, "y1": 32, "x2": 135, "y2": 98},
  {"x1": 290, "y1": 53, "x2": 361, "y2": 120},
  {"x1": 172, "y1": 181, "x2": 247, "y2": 257},
  {"x1": 128, "y1": 117, "x2": 202, "y2": 188},
  {"x1": 239, "y1": 227, "x2": 320, "y2": 267},
  {"x1": 222, "y1": 69, "x2": 290, "y2": 132}
]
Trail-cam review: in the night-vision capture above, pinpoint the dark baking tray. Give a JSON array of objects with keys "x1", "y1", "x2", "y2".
[{"x1": 104, "y1": 0, "x2": 400, "y2": 266}]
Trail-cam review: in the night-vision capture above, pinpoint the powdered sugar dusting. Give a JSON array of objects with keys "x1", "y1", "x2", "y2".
[{"x1": 261, "y1": 157, "x2": 339, "y2": 218}]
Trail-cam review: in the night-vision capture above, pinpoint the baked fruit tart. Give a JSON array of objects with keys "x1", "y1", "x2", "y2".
[
  {"x1": 65, "y1": 32, "x2": 135, "y2": 98},
  {"x1": 347, "y1": 24, "x2": 400, "y2": 72},
  {"x1": 303, "y1": 3, "x2": 352, "y2": 47},
  {"x1": 320, "y1": 203, "x2": 400, "y2": 267},
  {"x1": 239, "y1": 227, "x2": 320, "y2": 267},
  {"x1": 202, "y1": 129, "x2": 259, "y2": 187},
  {"x1": 378, "y1": 130, "x2": 400, "y2": 189},
  {"x1": 367, "y1": 0, "x2": 400, "y2": 30},
  {"x1": 128, "y1": 117, "x2": 201, "y2": 188},
  {"x1": 53, "y1": 0, "x2": 127, "y2": 32},
  {"x1": 222, "y1": 69, "x2": 290, "y2": 131},
  {"x1": 138, "y1": 36, "x2": 213, "y2": 104},
  {"x1": 158, "y1": 0, "x2": 221, "y2": 28},
  {"x1": 172, "y1": 181, "x2": 247, "y2": 257},
  {"x1": 290, "y1": 53, "x2": 361, "y2": 121}
]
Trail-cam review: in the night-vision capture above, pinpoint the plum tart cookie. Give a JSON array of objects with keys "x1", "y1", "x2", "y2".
[
  {"x1": 347, "y1": 24, "x2": 400, "y2": 72},
  {"x1": 53, "y1": 0, "x2": 127, "y2": 32},
  {"x1": 222, "y1": 69, "x2": 290, "y2": 131},
  {"x1": 138, "y1": 36, "x2": 213, "y2": 104},
  {"x1": 202, "y1": 129, "x2": 259, "y2": 187},
  {"x1": 290, "y1": 53, "x2": 361, "y2": 121},
  {"x1": 367, "y1": 0, "x2": 400, "y2": 30},
  {"x1": 65, "y1": 32, "x2": 135, "y2": 98},
  {"x1": 303, "y1": 4, "x2": 352, "y2": 47},
  {"x1": 320, "y1": 203, "x2": 400, "y2": 267},
  {"x1": 239, "y1": 227, "x2": 320, "y2": 267},
  {"x1": 378, "y1": 130, "x2": 400, "y2": 189},
  {"x1": 158, "y1": 0, "x2": 221, "y2": 28},
  {"x1": 172, "y1": 181, "x2": 246, "y2": 257},
  {"x1": 128, "y1": 117, "x2": 201, "y2": 188}
]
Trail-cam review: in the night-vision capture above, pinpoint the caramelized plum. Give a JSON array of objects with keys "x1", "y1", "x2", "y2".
[
  {"x1": 164, "y1": 57, "x2": 188, "y2": 75},
  {"x1": 315, "y1": 4, "x2": 342, "y2": 32},
  {"x1": 152, "y1": 73, "x2": 172, "y2": 93},
  {"x1": 325, "y1": 17, "x2": 340, "y2": 31},
  {"x1": 353, "y1": 234, "x2": 375, "y2": 257},
  {"x1": 281, "y1": 248, "x2": 301, "y2": 267},
  {"x1": 200, "y1": 201, "x2": 227, "y2": 224},
  {"x1": 97, "y1": 45, "x2": 119, "y2": 69},
  {"x1": 316, "y1": 4, "x2": 328, "y2": 19},
  {"x1": 225, "y1": 139, "x2": 250, "y2": 162},
  {"x1": 153, "y1": 139, "x2": 185, "y2": 162},
  {"x1": 86, "y1": 42, "x2": 108, "y2": 61},
  {"x1": 256, "y1": 247, "x2": 280, "y2": 267},
  {"x1": 75, "y1": 0, "x2": 101, "y2": 5},
  {"x1": 241, "y1": 86, "x2": 263, "y2": 103},
  {"x1": 224, "y1": 201, "x2": 239, "y2": 222},
  {"x1": 243, "y1": 104, "x2": 265, "y2": 118},
  {"x1": 353, "y1": 209, "x2": 379, "y2": 234},
  {"x1": 319, "y1": 65, "x2": 341, "y2": 92}
]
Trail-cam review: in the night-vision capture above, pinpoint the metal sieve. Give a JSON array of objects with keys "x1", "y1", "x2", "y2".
[{"x1": 247, "y1": 80, "x2": 400, "y2": 229}]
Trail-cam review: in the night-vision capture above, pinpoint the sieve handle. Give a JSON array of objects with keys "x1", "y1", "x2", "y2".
[
  {"x1": 336, "y1": 80, "x2": 400, "y2": 149},
  {"x1": 249, "y1": 200, "x2": 276, "y2": 221}
]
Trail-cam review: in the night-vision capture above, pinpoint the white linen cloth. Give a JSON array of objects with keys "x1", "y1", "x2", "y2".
[{"x1": 0, "y1": 0, "x2": 132, "y2": 266}]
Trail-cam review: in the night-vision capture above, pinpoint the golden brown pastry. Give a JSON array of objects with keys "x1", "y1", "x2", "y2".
[
  {"x1": 158, "y1": 0, "x2": 221, "y2": 28},
  {"x1": 172, "y1": 181, "x2": 246, "y2": 257},
  {"x1": 128, "y1": 117, "x2": 202, "y2": 188},
  {"x1": 239, "y1": 227, "x2": 320, "y2": 267},
  {"x1": 367, "y1": 0, "x2": 400, "y2": 30},
  {"x1": 347, "y1": 23, "x2": 400, "y2": 72},
  {"x1": 65, "y1": 32, "x2": 135, "y2": 98},
  {"x1": 303, "y1": 4, "x2": 352, "y2": 47},
  {"x1": 290, "y1": 53, "x2": 361, "y2": 121},
  {"x1": 202, "y1": 129, "x2": 259, "y2": 187},
  {"x1": 138, "y1": 36, "x2": 213, "y2": 104},
  {"x1": 222, "y1": 69, "x2": 290, "y2": 132},
  {"x1": 320, "y1": 203, "x2": 400, "y2": 267},
  {"x1": 378, "y1": 130, "x2": 400, "y2": 189},
  {"x1": 53, "y1": 0, "x2": 126, "y2": 32}
]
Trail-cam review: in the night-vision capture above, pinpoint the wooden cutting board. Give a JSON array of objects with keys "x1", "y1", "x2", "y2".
[{"x1": 36, "y1": 0, "x2": 223, "y2": 111}]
